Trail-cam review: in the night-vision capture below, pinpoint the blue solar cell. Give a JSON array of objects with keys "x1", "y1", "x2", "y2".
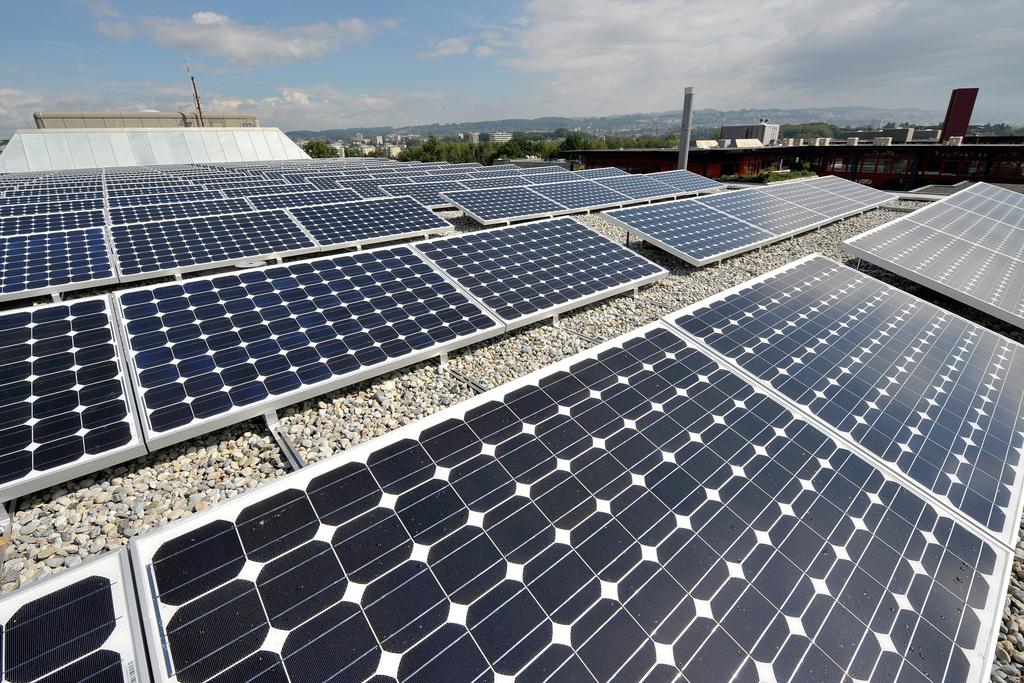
[
  {"x1": 111, "y1": 210, "x2": 316, "y2": 279},
  {"x1": 107, "y1": 191, "x2": 224, "y2": 207},
  {"x1": 109, "y1": 199, "x2": 254, "y2": 225},
  {"x1": 574, "y1": 167, "x2": 629, "y2": 179},
  {"x1": 0, "y1": 199, "x2": 104, "y2": 217},
  {"x1": 0, "y1": 297, "x2": 143, "y2": 495},
  {"x1": 529, "y1": 180, "x2": 631, "y2": 210},
  {"x1": 697, "y1": 190, "x2": 826, "y2": 236},
  {"x1": 378, "y1": 182, "x2": 467, "y2": 208},
  {"x1": 459, "y1": 176, "x2": 532, "y2": 190},
  {"x1": 415, "y1": 217, "x2": 666, "y2": 326},
  {"x1": 116, "y1": 246, "x2": 499, "y2": 447},
  {"x1": 670, "y1": 255, "x2": 1024, "y2": 541},
  {"x1": 524, "y1": 171, "x2": 580, "y2": 185},
  {"x1": 646, "y1": 170, "x2": 723, "y2": 193},
  {"x1": 0, "y1": 229, "x2": 115, "y2": 299},
  {"x1": 0, "y1": 210, "x2": 106, "y2": 236},
  {"x1": 442, "y1": 187, "x2": 564, "y2": 225},
  {"x1": 290, "y1": 196, "x2": 451, "y2": 248},
  {"x1": 334, "y1": 180, "x2": 390, "y2": 198},
  {"x1": 221, "y1": 184, "x2": 317, "y2": 197},
  {"x1": 246, "y1": 189, "x2": 362, "y2": 211},
  {"x1": 592, "y1": 175, "x2": 679, "y2": 200}
]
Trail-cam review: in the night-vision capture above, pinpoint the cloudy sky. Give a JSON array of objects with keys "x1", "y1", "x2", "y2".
[{"x1": 1, "y1": 0, "x2": 1021, "y2": 136}]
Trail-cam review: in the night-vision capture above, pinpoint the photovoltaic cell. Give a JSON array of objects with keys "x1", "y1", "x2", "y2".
[
  {"x1": 0, "y1": 551, "x2": 146, "y2": 682},
  {"x1": 459, "y1": 176, "x2": 533, "y2": 190},
  {"x1": 115, "y1": 246, "x2": 499, "y2": 449},
  {"x1": 592, "y1": 174, "x2": 679, "y2": 200},
  {"x1": 0, "y1": 198, "x2": 104, "y2": 217},
  {"x1": 0, "y1": 209, "x2": 106, "y2": 236},
  {"x1": 647, "y1": 170, "x2": 724, "y2": 194},
  {"x1": 130, "y1": 322, "x2": 1008, "y2": 683},
  {"x1": 245, "y1": 189, "x2": 362, "y2": 210},
  {"x1": 106, "y1": 190, "x2": 225, "y2": 207},
  {"x1": 524, "y1": 170, "x2": 581, "y2": 185},
  {"x1": 379, "y1": 182, "x2": 468, "y2": 208},
  {"x1": 844, "y1": 182, "x2": 1024, "y2": 328},
  {"x1": 668, "y1": 255, "x2": 1024, "y2": 542},
  {"x1": 605, "y1": 200, "x2": 773, "y2": 265},
  {"x1": 415, "y1": 217, "x2": 666, "y2": 327},
  {"x1": 334, "y1": 180, "x2": 389, "y2": 198},
  {"x1": 108, "y1": 198, "x2": 254, "y2": 225},
  {"x1": 0, "y1": 228, "x2": 116, "y2": 300},
  {"x1": 529, "y1": 180, "x2": 631, "y2": 210},
  {"x1": 698, "y1": 191, "x2": 825, "y2": 236},
  {"x1": 575, "y1": 167, "x2": 630, "y2": 179},
  {"x1": 289, "y1": 196, "x2": 452, "y2": 249},
  {"x1": 0, "y1": 296, "x2": 144, "y2": 499},
  {"x1": 442, "y1": 187, "x2": 565, "y2": 225}
]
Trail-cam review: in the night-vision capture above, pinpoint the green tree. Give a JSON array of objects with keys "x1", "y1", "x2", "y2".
[{"x1": 301, "y1": 139, "x2": 340, "y2": 158}]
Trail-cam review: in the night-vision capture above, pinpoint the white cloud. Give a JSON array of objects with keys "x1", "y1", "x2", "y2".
[
  {"x1": 135, "y1": 12, "x2": 383, "y2": 65},
  {"x1": 0, "y1": 88, "x2": 44, "y2": 135},
  {"x1": 420, "y1": 37, "x2": 471, "y2": 59},
  {"x1": 501, "y1": 0, "x2": 1024, "y2": 115}
]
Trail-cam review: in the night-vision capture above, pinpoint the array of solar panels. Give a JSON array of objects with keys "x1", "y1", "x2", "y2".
[
  {"x1": 844, "y1": 182, "x2": 1024, "y2": 329},
  {"x1": 442, "y1": 169, "x2": 724, "y2": 225},
  {"x1": 4, "y1": 252, "x2": 1022, "y2": 683},
  {"x1": 605, "y1": 175, "x2": 894, "y2": 266},
  {"x1": 0, "y1": 160, "x2": 714, "y2": 301},
  {"x1": 0, "y1": 214, "x2": 665, "y2": 500}
]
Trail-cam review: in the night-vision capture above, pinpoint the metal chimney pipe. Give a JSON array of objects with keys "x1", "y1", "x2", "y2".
[{"x1": 678, "y1": 87, "x2": 694, "y2": 170}]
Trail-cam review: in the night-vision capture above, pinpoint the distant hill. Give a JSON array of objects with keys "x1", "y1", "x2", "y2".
[{"x1": 288, "y1": 106, "x2": 949, "y2": 139}]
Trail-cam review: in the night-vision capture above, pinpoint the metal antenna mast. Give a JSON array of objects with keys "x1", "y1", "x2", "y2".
[{"x1": 185, "y1": 59, "x2": 206, "y2": 127}]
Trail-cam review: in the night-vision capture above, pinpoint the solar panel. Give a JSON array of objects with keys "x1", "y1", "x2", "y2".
[
  {"x1": 222, "y1": 184, "x2": 317, "y2": 197},
  {"x1": 129, "y1": 322, "x2": 1008, "y2": 683},
  {"x1": 844, "y1": 183, "x2": 1024, "y2": 328},
  {"x1": 0, "y1": 198, "x2": 104, "y2": 217},
  {"x1": 0, "y1": 550, "x2": 147, "y2": 682},
  {"x1": 0, "y1": 296, "x2": 145, "y2": 499},
  {"x1": 108, "y1": 198, "x2": 254, "y2": 225},
  {"x1": 246, "y1": 189, "x2": 362, "y2": 210},
  {"x1": 0, "y1": 209, "x2": 106, "y2": 236},
  {"x1": 0, "y1": 228, "x2": 117, "y2": 301},
  {"x1": 107, "y1": 190, "x2": 225, "y2": 207},
  {"x1": 605, "y1": 200, "x2": 775, "y2": 266},
  {"x1": 115, "y1": 246, "x2": 499, "y2": 450},
  {"x1": 808, "y1": 175, "x2": 894, "y2": 205},
  {"x1": 378, "y1": 181, "x2": 468, "y2": 208},
  {"x1": 289, "y1": 196, "x2": 452, "y2": 249},
  {"x1": 441, "y1": 187, "x2": 565, "y2": 225},
  {"x1": 647, "y1": 170, "x2": 724, "y2": 194},
  {"x1": 415, "y1": 217, "x2": 666, "y2": 328},
  {"x1": 575, "y1": 167, "x2": 630, "y2": 179},
  {"x1": 524, "y1": 170, "x2": 582, "y2": 185},
  {"x1": 459, "y1": 176, "x2": 533, "y2": 190},
  {"x1": 697, "y1": 190, "x2": 825, "y2": 236},
  {"x1": 593, "y1": 175, "x2": 680, "y2": 201},
  {"x1": 111, "y1": 210, "x2": 318, "y2": 282},
  {"x1": 334, "y1": 179, "x2": 389, "y2": 198},
  {"x1": 0, "y1": 191, "x2": 104, "y2": 204},
  {"x1": 529, "y1": 180, "x2": 631, "y2": 210},
  {"x1": 667, "y1": 254, "x2": 1024, "y2": 542},
  {"x1": 759, "y1": 181, "x2": 866, "y2": 216}
]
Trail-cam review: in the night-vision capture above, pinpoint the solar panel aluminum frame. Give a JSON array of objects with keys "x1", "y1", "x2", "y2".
[
  {"x1": 603, "y1": 183, "x2": 893, "y2": 267},
  {"x1": 439, "y1": 187, "x2": 566, "y2": 227},
  {"x1": 0, "y1": 294, "x2": 149, "y2": 502},
  {"x1": 0, "y1": 549, "x2": 151, "y2": 682},
  {"x1": 284, "y1": 195, "x2": 454, "y2": 252},
  {"x1": 659, "y1": 253, "x2": 1024, "y2": 550},
  {"x1": 113, "y1": 250, "x2": 504, "y2": 453},
  {"x1": 412, "y1": 220, "x2": 668, "y2": 332},
  {"x1": 842, "y1": 195, "x2": 1024, "y2": 329},
  {"x1": 0, "y1": 229, "x2": 121, "y2": 304},
  {"x1": 110, "y1": 211, "x2": 322, "y2": 285},
  {"x1": 127, "y1": 317, "x2": 1012, "y2": 683}
]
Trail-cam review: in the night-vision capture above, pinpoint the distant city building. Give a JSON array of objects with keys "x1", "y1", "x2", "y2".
[
  {"x1": 491, "y1": 131, "x2": 513, "y2": 143},
  {"x1": 375, "y1": 135, "x2": 384, "y2": 145},
  {"x1": 468, "y1": 132, "x2": 480, "y2": 144},
  {"x1": 32, "y1": 111, "x2": 258, "y2": 129},
  {"x1": 385, "y1": 145, "x2": 402, "y2": 158},
  {"x1": 718, "y1": 123, "x2": 780, "y2": 145},
  {"x1": 355, "y1": 133, "x2": 364, "y2": 142},
  {"x1": 330, "y1": 141, "x2": 346, "y2": 157}
]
